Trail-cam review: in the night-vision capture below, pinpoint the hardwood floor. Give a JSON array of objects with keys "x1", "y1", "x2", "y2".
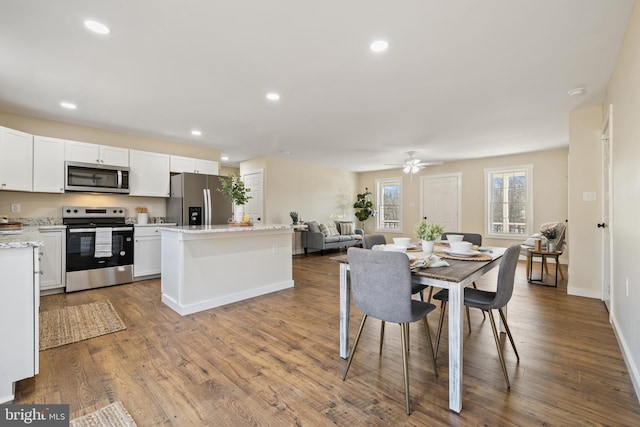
[{"x1": 14, "y1": 254, "x2": 640, "y2": 426}]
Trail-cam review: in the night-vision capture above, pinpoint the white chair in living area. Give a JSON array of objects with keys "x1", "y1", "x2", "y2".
[{"x1": 343, "y1": 248, "x2": 438, "y2": 415}]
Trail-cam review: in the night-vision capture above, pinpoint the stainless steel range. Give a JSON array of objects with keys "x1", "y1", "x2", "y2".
[{"x1": 63, "y1": 206, "x2": 134, "y2": 292}]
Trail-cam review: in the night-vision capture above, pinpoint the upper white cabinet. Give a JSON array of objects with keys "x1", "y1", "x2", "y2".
[
  {"x1": 129, "y1": 150, "x2": 170, "y2": 197},
  {"x1": 170, "y1": 155, "x2": 219, "y2": 175},
  {"x1": 33, "y1": 136, "x2": 65, "y2": 193},
  {"x1": 0, "y1": 127, "x2": 33, "y2": 192},
  {"x1": 65, "y1": 140, "x2": 129, "y2": 167}
]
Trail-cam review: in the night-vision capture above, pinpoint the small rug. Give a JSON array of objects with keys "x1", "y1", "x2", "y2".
[
  {"x1": 71, "y1": 401, "x2": 137, "y2": 427},
  {"x1": 40, "y1": 300, "x2": 126, "y2": 351}
]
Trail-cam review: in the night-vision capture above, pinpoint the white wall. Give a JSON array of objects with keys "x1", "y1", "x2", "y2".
[{"x1": 603, "y1": 0, "x2": 640, "y2": 398}]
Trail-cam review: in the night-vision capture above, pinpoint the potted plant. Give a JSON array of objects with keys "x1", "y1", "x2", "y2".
[
  {"x1": 415, "y1": 220, "x2": 444, "y2": 253},
  {"x1": 353, "y1": 188, "x2": 377, "y2": 231},
  {"x1": 289, "y1": 211, "x2": 299, "y2": 225},
  {"x1": 541, "y1": 227, "x2": 558, "y2": 252},
  {"x1": 218, "y1": 174, "x2": 252, "y2": 223}
]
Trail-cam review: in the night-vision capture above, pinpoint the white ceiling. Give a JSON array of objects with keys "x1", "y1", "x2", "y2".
[{"x1": 0, "y1": 0, "x2": 634, "y2": 172}]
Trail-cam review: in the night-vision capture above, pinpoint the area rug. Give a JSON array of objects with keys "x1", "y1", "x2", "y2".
[
  {"x1": 40, "y1": 300, "x2": 126, "y2": 351},
  {"x1": 70, "y1": 401, "x2": 137, "y2": 427}
]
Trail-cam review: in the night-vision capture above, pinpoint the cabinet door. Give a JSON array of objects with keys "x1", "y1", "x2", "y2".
[
  {"x1": 170, "y1": 155, "x2": 196, "y2": 173},
  {"x1": 0, "y1": 246, "x2": 37, "y2": 385},
  {"x1": 33, "y1": 136, "x2": 65, "y2": 193},
  {"x1": 39, "y1": 230, "x2": 64, "y2": 291},
  {"x1": 100, "y1": 146, "x2": 129, "y2": 167},
  {"x1": 65, "y1": 140, "x2": 100, "y2": 163},
  {"x1": 0, "y1": 127, "x2": 33, "y2": 192},
  {"x1": 134, "y1": 234, "x2": 161, "y2": 277},
  {"x1": 129, "y1": 150, "x2": 170, "y2": 197},
  {"x1": 195, "y1": 159, "x2": 219, "y2": 175}
]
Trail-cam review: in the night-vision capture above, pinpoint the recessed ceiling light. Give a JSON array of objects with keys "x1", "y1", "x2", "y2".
[
  {"x1": 370, "y1": 40, "x2": 389, "y2": 52},
  {"x1": 266, "y1": 93, "x2": 280, "y2": 101},
  {"x1": 60, "y1": 101, "x2": 77, "y2": 110},
  {"x1": 221, "y1": 156, "x2": 229, "y2": 161},
  {"x1": 84, "y1": 20, "x2": 110, "y2": 35},
  {"x1": 191, "y1": 129, "x2": 202, "y2": 136},
  {"x1": 568, "y1": 87, "x2": 585, "y2": 96}
]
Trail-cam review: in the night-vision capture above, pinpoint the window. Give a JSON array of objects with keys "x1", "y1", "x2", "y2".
[
  {"x1": 376, "y1": 178, "x2": 402, "y2": 231},
  {"x1": 485, "y1": 165, "x2": 533, "y2": 238}
]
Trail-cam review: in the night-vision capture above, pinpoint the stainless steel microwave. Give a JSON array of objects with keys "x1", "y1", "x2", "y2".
[{"x1": 65, "y1": 161, "x2": 130, "y2": 194}]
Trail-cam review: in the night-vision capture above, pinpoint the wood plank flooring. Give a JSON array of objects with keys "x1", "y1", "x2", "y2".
[{"x1": 13, "y1": 254, "x2": 640, "y2": 426}]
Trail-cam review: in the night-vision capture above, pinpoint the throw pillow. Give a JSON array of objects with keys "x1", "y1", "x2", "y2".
[
  {"x1": 319, "y1": 223, "x2": 331, "y2": 237},
  {"x1": 326, "y1": 223, "x2": 340, "y2": 236},
  {"x1": 339, "y1": 222, "x2": 354, "y2": 235}
]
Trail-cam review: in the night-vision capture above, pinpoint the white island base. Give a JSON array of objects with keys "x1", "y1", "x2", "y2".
[{"x1": 161, "y1": 225, "x2": 294, "y2": 316}]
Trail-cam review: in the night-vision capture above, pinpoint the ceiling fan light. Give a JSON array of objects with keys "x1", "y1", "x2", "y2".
[
  {"x1": 403, "y1": 166, "x2": 411, "y2": 174},
  {"x1": 411, "y1": 166, "x2": 420, "y2": 174}
]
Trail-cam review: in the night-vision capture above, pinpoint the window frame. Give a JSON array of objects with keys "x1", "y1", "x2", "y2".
[
  {"x1": 484, "y1": 164, "x2": 533, "y2": 239},
  {"x1": 375, "y1": 177, "x2": 403, "y2": 233}
]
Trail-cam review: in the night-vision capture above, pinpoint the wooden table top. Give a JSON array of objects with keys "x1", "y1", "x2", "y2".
[{"x1": 330, "y1": 246, "x2": 506, "y2": 284}]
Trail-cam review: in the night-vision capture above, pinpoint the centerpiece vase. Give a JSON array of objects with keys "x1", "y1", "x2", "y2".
[
  {"x1": 421, "y1": 239, "x2": 435, "y2": 254},
  {"x1": 234, "y1": 204, "x2": 244, "y2": 223}
]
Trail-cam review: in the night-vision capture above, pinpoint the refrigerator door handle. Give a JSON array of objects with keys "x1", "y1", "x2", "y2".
[
  {"x1": 205, "y1": 189, "x2": 212, "y2": 225},
  {"x1": 202, "y1": 188, "x2": 208, "y2": 226}
]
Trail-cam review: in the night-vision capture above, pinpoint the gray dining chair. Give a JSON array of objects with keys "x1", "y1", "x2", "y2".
[
  {"x1": 432, "y1": 244, "x2": 521, "y2": 388},
  {"x1": 440, "y1": 232, "x2": 485, "y2": 322},
  {"x1": 360, "y1": 234, "x2": 429, "y2": 351},
  {"x1": 343, "y1": 247, "x2": 438, "y2": 415}
]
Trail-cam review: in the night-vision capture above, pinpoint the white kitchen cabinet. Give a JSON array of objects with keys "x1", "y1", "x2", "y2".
[
  {"x1": 134, "y1": 225, "x2": 174, "y2": 279},
  {"x1": 0, "y1": 246, "x2": 39, "y2": 403},
  {"x1": 33, "y1": 136, "x2": 65, "y2": 193},
  {"x1": 0, "y1": 126, "x2": 33, "y2": 192},
  {"x1": 65, "y1": 140, "x2": 129, "y2": 167},
  {"x1": 170, "y1": 155, "x2": 219, "y2": 175},
  {"x1": 129, "y1": 149, "x2": 170, "y2": 197},
  {"x1": 38, "y1": 228, "x2": 65, "y2": 293}
]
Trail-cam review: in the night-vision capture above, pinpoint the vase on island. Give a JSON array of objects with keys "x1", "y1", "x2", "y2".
[
  {"x1": 421, "y1": 239, "x2": 435, "y2": 254},
  {"x1": 234, "y1": 204, "x2": 244, "y2": 223}
]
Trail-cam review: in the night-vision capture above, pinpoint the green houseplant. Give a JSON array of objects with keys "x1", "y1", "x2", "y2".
[
  {"x1": 289, "y1": 211, "x2": 299, "y2": 225},
  {"x1": 415, "y1": 220, "x2": 444, "y2": 253},
  {"x1": 218, "y1": 174, "x2": 252, "y2": 222},
  {"x1": 353, "y1": 188, "x2": 377, "y2": 231}
]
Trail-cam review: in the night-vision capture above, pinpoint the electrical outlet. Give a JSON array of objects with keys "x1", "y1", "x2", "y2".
[
  {"x1": 147, "y1": 205, "x2": 153, "y2": 213},
  {"x1": 272, "y1": 244, "x2": 278, "y2": 254},
  {"x1": 10, "y1": 203, "x2": 20, "y2": 213}
]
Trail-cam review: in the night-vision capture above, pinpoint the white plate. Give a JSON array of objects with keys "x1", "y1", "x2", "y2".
[{"x1": 444, "y1": 249, "x2": 481, "y2": 257}]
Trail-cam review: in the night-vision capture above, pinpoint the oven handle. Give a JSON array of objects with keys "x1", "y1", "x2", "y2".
[{"x1": 69, "y1": 226, "x2": 133, "y2": 233}]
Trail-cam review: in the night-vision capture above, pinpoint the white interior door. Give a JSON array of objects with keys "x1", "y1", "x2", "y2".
[
  {"x1": 602, "y1": 105, "x2": 613, "y2": 312},
  {"x1": 243, "y1": 170, "x2": 264, "y2": 225},
  {"x1": 420, "y1": 174, "x2": 461, "y2": 232}
]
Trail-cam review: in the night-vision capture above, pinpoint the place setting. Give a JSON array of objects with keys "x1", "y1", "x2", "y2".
[{"x1": 436, "y1": 239, "x2": 492, "y2": 261}]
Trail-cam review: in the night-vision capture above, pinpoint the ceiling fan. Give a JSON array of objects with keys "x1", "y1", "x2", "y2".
[{"x1": 386, "y1": 151, "x2": 443, "y2": 179}]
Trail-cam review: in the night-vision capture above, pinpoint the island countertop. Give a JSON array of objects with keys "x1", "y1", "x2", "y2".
[{"x1": 160, "y1": 224, "x2": 292, "y2": 234}]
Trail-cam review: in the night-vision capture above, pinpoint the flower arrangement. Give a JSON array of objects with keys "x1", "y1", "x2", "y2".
[
  {"x1": 218, "y1": 174, "x2": 252, "y2": 206},
  {"x1": 415, "y1": 220, "x2": 444, "y2": 241},
  {"x1": 541, "y1": 227, "x2": 558, "y2": 241},
  {"x1": 289, "y1": 211, "x2": 299, "y2": 225}
]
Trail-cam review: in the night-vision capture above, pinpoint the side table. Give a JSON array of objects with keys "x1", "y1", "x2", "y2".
[{"x1": 527, "y1": 249, "x2": 562, "y2": 287}]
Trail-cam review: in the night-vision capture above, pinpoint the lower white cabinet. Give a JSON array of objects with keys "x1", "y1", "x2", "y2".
[
  {"x1": 39, "y1": 228, "x2": 65, "y2": 293},
  {"x1": 0, "y1": 246, "x2": 40, "y2": 403},
  {"x1": 134, "y1": 225, "x2": 173, "y2": 279}
]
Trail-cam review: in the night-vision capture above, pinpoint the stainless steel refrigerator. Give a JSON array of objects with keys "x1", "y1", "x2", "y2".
[{"x1": 166, "y1": 173, "x2": 234, "y2": 226}]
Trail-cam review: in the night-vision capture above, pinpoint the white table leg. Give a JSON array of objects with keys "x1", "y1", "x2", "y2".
[
  {"x1": 339, "y1": 263, "x2": 350, "y2": 359},
  {"x1": 448, "y1": 283, "x2": 464, "y2": 413}
]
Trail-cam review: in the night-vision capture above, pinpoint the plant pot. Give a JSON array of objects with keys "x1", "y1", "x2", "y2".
[
  {"x1": 547, "y1": 242, "x2": 555, "y2": 252},
  {"x1": 421, "y1": 239, "x2": 435, "y2": 254},
  {"x1": 234, "y1": 204, "x2": 244, "y2": 223}
]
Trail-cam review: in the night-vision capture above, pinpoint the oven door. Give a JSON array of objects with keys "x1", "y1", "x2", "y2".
[{"x1": 66, "y1": 226, "x2": 134, "y2": 272}]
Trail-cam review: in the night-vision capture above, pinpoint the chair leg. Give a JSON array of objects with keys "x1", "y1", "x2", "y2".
[
  {"x1": 498, "y1": 308, "x2": 520, "y2": 360},
  {"x1": 400, "y1": 323, "x2": 411, "y2": 415},
  {"x1": 379, "y1": 321, "x2": 385, "y2": 354},
  {"x1": 435, "y1": 301, "x2": 447, "y2": 359},
  {"x1": 343, "y1": 314, "x2": 368, "y2": 381},
  {"x1": 472, "y1": 281, "x2": 486, "y2": 319},
  {"x1": 543, "y1": 257, "x2": 549, "y2": 274},
  {"x1": 422, "y1": 316, "x2": 438, "y2": 377},
  {"x1": 558, "y1": 262, "x2": 564, "y2": 279},
  {"x1": 427, "y1": 286, "x2": 434, "y2": 302},
  {"x1": 487, "y1": 309, "x2": 510, "y2": 389}
]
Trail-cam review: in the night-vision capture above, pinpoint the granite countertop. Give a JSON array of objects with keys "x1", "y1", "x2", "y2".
[
  {"x1": 134, "y1": 223, "x2": 177, "y2": 227},
  {"x1": 161, "y1": 224, "x2": 292, "y2": 234},
  {"x1": 0, "y1": 227, "x2": 45, "y2": 248}
]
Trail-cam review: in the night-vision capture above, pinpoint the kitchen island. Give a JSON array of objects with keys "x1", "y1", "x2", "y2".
[{"x1": 160, "y1": 225, "x2": 294, "y2": 315}]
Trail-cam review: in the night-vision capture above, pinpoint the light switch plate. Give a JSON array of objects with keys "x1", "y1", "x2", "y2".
[
  {"x1": 583, "y1": 191, "x2": 596, "y2": 202},
  {"x1": 10, "y1": 203, "x2": 20, "y2": 213}
]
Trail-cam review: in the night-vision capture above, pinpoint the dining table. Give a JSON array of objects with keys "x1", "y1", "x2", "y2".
[{"x1": 331, "y1": 245, "x2": 506, "y2": 413}]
